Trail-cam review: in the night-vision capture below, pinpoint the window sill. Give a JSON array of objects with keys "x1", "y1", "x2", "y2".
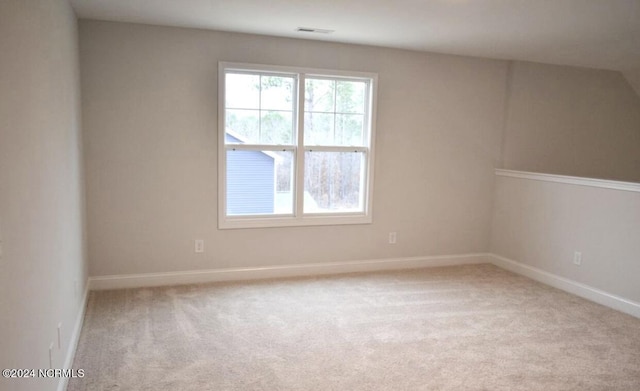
[{"x1": 218, "y1": 214, "x2": 373, "y2": 229}]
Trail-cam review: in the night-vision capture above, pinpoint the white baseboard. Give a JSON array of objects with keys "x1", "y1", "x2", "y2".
[
  {"x1": 57, "y1": 282, "x2": 89, "y2": 391},
  {"x1": 488, "y1": 254, "x2": 640, "y2": 319},
  {"x1": 88, "y1": 253, "x2": 490, "y2": 290}
]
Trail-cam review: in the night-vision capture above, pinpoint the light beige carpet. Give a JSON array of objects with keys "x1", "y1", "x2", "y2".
[{"x1": 68, "y1": 264, "x2": 640, "y2": 390}]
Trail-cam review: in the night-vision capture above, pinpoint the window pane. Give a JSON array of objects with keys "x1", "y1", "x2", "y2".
[
  {"x1": 305, "y1": 79, "x2": 334, "y2": 112},
  {"x1": 227, "y1": 150, "x2": 293, "y2": 215},
  {"x1": 261, "y1": 76, "x2": 295, "y2": 111},
  {"x1": 304, "y1": 151, "x2": 365, "y2": 213},
  {"x1": 304, "y1": 112, "x2": 334, "y2": 145},
  {"x1": 260, "y1": 111, "x2": 294, "y2": 144},
  {"x1": 335, "y1": 114, "x2": 364, "y2": 146},
  {"x1": 336, "y1": 81, "x2": 366, "y2": 113},
  {"x1": 225, "y1": 109, "x2": 259, "y2": 143},
  {"x1": 226, "y1": 73, "x2": 259, "y2": 109}
]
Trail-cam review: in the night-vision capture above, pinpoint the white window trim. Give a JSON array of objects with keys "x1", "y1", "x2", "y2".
[{"x1": 218, "y1": 62, "x2": 378, "y2": 229}]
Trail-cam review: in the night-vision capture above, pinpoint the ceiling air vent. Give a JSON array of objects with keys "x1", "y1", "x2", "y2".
[{"x1": 296, "y1": 27, "x2": 334, "y2": 34}]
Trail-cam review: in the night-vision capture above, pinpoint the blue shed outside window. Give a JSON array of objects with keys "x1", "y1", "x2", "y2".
[{"x1": 225, "y1": 133, "x2": 276, "y2": 215}]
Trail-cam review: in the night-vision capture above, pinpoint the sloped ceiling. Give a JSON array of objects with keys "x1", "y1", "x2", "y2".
[{"x1": 70, "y1": 0, "x2": 640, "y2": 72}]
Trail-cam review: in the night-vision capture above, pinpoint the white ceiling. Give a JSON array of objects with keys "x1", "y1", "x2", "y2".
[{"x1": 70, "y1": 0, "x2": 640, "y2": 71}]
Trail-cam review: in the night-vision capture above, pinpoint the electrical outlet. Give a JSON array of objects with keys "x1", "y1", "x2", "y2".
[
  {"x1": 195, "y1": 239, "x2": 204, "y2": 253},
  {"x1": 573, "y1": 251, "x2": 582, "y2": 266},
  {"x1": 388, "y1": 232, "x2": 397, "y2": 244}
]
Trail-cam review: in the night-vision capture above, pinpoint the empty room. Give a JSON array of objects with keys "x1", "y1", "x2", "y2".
[{"x1": 2, "y1": 0, "x2": 640, "y2": 390}]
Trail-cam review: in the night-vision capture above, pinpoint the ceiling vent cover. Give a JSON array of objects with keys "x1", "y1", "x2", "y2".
[{"x1": 296, "y1": 27, "x2": 334, "y2": 34}]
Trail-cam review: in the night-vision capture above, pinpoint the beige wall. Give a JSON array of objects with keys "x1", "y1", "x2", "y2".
[
  {"x1": 79, "y1": 21, "x2": 508, "y2": 276},
  {"x1": 502, "y1": 61, "x2": 640, "y2": 182},
  {"x1": 0, "y1": 0, "x2": 87, "y2": 390},
  {"x1": 623, "y1": 67, "x2": 640, "y2": 99},
  {"x1": 79, "y1": 20, "x2": 640, "y2": 311},
  {"x1": 495, "y1": 62, "x2": 640, "y2": 307},
  {"x1": 491, "y1": 174, "x2": 640, "y2": 303}
]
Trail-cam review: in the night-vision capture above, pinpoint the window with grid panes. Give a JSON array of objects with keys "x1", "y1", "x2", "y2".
[{"x1": 218, "y1": 62, "x2": 377, "y2": 229}]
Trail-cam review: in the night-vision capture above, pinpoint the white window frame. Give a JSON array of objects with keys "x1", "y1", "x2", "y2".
[{"x1": 218, "y1": 62, "x2": 377, "y2": 229}]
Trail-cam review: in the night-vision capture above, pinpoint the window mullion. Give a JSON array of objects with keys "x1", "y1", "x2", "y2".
[
  {"x1": 258, "y1": 75, "x2": 262, "y2": 143},
  {"x1": 295, "y1": 73, "x2": 306, "y2": 218},
  {"x1": 333, "y1": 80, "x2": 337, "y2": 145}
]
